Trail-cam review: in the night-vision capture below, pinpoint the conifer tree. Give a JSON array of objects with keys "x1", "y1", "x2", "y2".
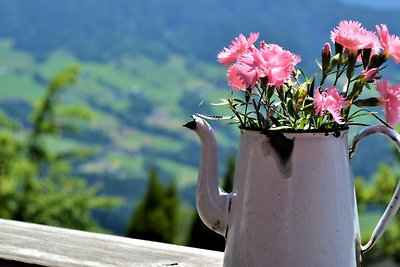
[{"x1": 126, "y1": 168, "x2": 179, "y2": 243}]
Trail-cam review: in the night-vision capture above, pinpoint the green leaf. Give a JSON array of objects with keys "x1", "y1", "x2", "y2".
[
  {"x1": 315, "y1": 60, "x2": 322, "y2": 71},
  {"x1": 196, "y1": 114, "x2": 236, "y2": 121},
  {"x1": 353, "y1": 97, "x2": 381, "y2": 107},
  {"x1": 233, "y1": 98, "x2": 248, "y2": 104},
  {"x1": 286, "y1": 99, "x2": 297, "y2": 118},
  {"x1": 211, "y1": 99, "x2": 230, "y2": 106},
  {"x1": 269, "y1": 115, "x2": 280, "y2": 127}
]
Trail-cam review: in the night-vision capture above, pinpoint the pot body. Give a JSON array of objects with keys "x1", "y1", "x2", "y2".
[{"x1": 223, "y1": 130, "x2": 361, "y2": 267}]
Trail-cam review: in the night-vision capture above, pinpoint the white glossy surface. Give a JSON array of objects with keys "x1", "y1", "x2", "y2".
[
  {"x1": 190, "y1": 115, "x2": 230, "y2": 235},
  {"x1": 223, "y1": 130, "x2": 361, "y2": 267}
]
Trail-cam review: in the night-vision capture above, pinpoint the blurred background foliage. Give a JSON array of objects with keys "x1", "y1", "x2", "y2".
[
  {"x1": 126, "y1": 168, "x2": 179, "y2": 243},
  {"x1": 0, "y1": 0, "x2": 400, "y2": 266},
  {"x1": 0, "y1": 66, "x2": 122, "y2": 231},
  {"x1": 356, "y1": 160, "x2": 400, "y2": 266}
]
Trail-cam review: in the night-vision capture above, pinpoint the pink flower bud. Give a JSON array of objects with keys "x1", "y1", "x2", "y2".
[
  {"x1": 322, "y1": 43, "x2": 332, "y2": 75},
  {"x1": 322, "y1": 43, "x2": 331, "y2": 56},
  {"x1": 361, "y1": 68, "x2": 380, "y2": 82}
]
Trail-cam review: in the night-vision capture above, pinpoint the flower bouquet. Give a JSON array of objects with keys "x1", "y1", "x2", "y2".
[{"x1": 209, "y1": 20, "x2": 400, "y2": 131}]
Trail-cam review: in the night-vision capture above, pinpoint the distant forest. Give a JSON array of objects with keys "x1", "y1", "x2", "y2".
[{"x1": 1, "y1": 0, "x2": 400, "y2": 70}]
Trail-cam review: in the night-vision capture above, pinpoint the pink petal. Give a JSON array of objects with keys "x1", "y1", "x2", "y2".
[
  {"x1": 361, "y1": 68, "x2": 380, "y2": 82},
  {"x1": 236, "y1": 48, "x2": 264, "y2": 88},
  {"x1": 376, "y1": 24, "x2": 400, "y2": 64},
  {"x1": 313, "y1": 86, "x2": 347, "y2": 124},
  {"x1": 217, "y1": 33, "x2": 260, "y2": 66},
  {"x1": 227, "y1": 63, "x2": 246, "y2": 91},
  {"x1": 376, "y1": 80, "x2": 400, "y2": 126},
  {"x1": 331, "y1": 20, "x2": 378, "y2": 54},
  {"x1": 259, "y1": 44, "x2": 300, "y2": 87}
]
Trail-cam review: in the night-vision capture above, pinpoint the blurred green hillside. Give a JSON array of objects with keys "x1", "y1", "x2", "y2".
[
  {"x1": 1, "y1": 0, "x2": 400, "y2": 236},
  {"x1": 0, "y1": 40, "x2": 238, "y2": 234}
]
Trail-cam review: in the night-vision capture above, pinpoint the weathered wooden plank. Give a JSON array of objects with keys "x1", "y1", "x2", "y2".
[{"x1": 0, "y1": 219, "x2": 223, "y2": 267}]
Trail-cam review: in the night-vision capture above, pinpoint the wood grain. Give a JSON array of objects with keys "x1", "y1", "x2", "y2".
[{"x1": 0, "y1": 219, "x2": 223, "y2": 267}]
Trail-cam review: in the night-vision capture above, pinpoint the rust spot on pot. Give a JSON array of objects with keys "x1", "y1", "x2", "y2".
[
  {"x1": 260, "y1": 131, "x2": 294, "y2": 179},
  {"x1": 212, "y1": 220, "x2": 221, "y2": 231},
  {"x1": 265, "y1": 131, "x2": 294, "y2": 167},
  {"x1": 333, "y1": 130, "x2": 341, "y2": 138}
]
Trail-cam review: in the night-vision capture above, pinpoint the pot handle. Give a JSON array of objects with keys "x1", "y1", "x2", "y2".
[{"x1": 350, "y1": 125, "x2": 400, "y2": 254}]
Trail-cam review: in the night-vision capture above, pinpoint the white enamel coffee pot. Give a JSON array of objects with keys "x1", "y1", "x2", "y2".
[{"x1": 185, "y1": 115, "x2": 400, "y2": 267}]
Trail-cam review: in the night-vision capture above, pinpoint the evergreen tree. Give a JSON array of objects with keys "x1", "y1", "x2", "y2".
[
  {"x1": 222, "y1": 154, "x2": 235, "y2": 193},
  {"x1": 0, "y1": 66, "x2": 122, "y2": 232},
  {"x1": 163, "y1": 180, "x2": 179, "y2": 242},
  {"x1": 126, "y1": 168, "x2": 179, "y2": 243},
  {"x1": 186, "y1": 154, "x2": 235, "y2": 251}
]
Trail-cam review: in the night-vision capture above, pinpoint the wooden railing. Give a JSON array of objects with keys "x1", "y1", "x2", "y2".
[{"x1": 0, "y1": 218, "x2": 223, "y2": 267}]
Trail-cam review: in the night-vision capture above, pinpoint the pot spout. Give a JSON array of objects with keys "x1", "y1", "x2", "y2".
[{"x1": 184, "y1": 115, "x2": 230, "y2": 236}]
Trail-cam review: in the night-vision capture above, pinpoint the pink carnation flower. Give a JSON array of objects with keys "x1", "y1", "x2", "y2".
[
  {"x1": 235, "y1": 43, "x2": 300, "y2": 88},
  {"x1": 376, "y1": 80, "x2": 400, "y2": 126},
  {"x1": 330, "y1": 20, "x2": 378, "y2": 54},
  {"x1": 234, "y1": 47, "x2": 265, "y2": 89},
  {"x1": 376, "y1": 24, "x2": 400, "y2": 64},
  {"x1": 314, "y1": 86, "x2": 347, "y2": 124},
  {"x1": 259, "y1": 44, "x2": 301, "y2": 87},
  {"x1": 217, "y1": 33, "x2": 259, "y2": 66}
]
